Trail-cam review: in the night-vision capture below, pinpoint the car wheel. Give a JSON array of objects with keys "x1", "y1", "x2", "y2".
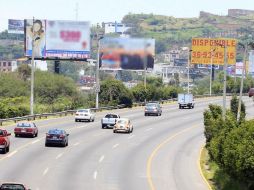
[
  {"x1": 144, "y1": 113, "x2": 147, "y2": 116},
  {"x1": 113, "y1": 130, "x2": 116, "y2": 133},
  {"x1": 92, "y1": 118, "x2": 95, "y2": 122},
  {"x1": 66, "y1": 141, "x2": 68, "y2": 146},
  {"x1": 45, "y1": 143, "x2": 49, "y2": 147},
  {"x1": 2, "y1": 144, "x2": 7, "y2": 154},
  {"x1": 6, "y1": 145, "x2": 10, "y2": 152},
  {"x1": 15, "y1": 134, "x2": 18, "y2": 137},
  {"x1": 102, "y1": 125, "x2": 105, "y2": 129},
  {"x1": 35, "y1": 132, "x2": 38, "y2": 137},
  {"x1": 75, "y1": 119, "x2": 78, "y2": 122},
  {"x1": 89, "y1": 117, "x2": 92, "y2": 122}
]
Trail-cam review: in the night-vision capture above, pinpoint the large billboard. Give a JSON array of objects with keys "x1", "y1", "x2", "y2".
[
  {"x1": 99, "y1": 37, "x2": 155, "y2": 70},
  {"x1": 8, "y1": 19, "x2": 24, "y2": 34},
  {"x1": 191, "y1": 38, "x2": 237, "y2": 65},
  {"x1": 25, "y1": 19, "x2": 90, "y2": 59}
]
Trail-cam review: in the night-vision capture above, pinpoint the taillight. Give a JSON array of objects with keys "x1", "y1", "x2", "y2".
[
  {"x1": 0, "y1": 140, "x2": 6, "y2": 145},
  {"x1": 76, "y1": 114, "x2": 79, "y2": 116},
  {"x1": 46, "y1": 134, "x2": 51, "y2": 138},
  {"x1": 59, "y1": 135, "x2": 65, "y2": 139},
  {"x1": 27, "y1": 128, "x2": 33, "y2": 132}
]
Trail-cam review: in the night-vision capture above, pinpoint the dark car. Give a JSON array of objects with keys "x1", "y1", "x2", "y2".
[
  {"x1": 0, "y1": 183, "x2": 30, "y2": 190},
  {"x1": 14, "y1": 122, "x2": 38, "y2": 138},
  {"x1": 45, "y1": 129, "x2": 69, "y2": 147},
  {"x1": 144, "y1": 102, "x2": 162, "y2": 116},
  {"x1": 248, "y1": 88, "x2": 254, "y2": 97}
]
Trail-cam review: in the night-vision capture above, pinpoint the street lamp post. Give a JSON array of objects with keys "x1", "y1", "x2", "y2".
[
  {"x1": 30, "y1": 18, "x2": 35, "y2": 115},
  {"x1": 222, "y1": 45, "x2": 228, "y2": 120}
]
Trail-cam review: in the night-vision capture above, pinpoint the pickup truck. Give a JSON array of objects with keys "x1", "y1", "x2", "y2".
[
  {"x1": 101, "y1": 114, "x2": 120, "y2": 129},
  {"x1": 178, "y1": 93, "x2": 195, "y2": 109},
  {"x1": 0, "y1": 129, "x2": 11, "y2": 154}
]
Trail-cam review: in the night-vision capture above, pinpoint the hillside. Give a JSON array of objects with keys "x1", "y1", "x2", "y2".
[{"x1": 122, "y1": 11, "x2": 254, "y2": 54}]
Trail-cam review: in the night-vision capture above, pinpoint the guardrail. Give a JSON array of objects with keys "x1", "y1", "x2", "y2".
[{"x1": 0, "y1": 94, "x2": 248, "y2": 126}]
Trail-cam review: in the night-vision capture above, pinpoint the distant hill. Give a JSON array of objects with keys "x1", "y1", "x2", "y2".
[{"x1": 121, "y1": 11, "x2": 254, "y2": 54}]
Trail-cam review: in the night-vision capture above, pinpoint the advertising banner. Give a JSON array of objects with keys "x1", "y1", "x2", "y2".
[
  {"x1": 235, "y1": 62, "x2": 245, "y2": 75},
  {"x1": 25, "y1": 19, "x2": 46, "y2": 57},
  {"x1": 248, "y1": 50, "x2": 254, "y2": 75},
  {"x1": 191, "y1": 38, "x2": 237, "y2": 65},
  {"x1": 46, "y1": 20, "x2": 90, "y2": 58},
  {"x1": 99, "y1": 37, "x2": 155, "y2": 70},
  {"x1": 8, "y1": 19, "x2": 24, "y2": 34},
  {"x1": 24, "y1": 19, "x2": 90, "y2": 59}
]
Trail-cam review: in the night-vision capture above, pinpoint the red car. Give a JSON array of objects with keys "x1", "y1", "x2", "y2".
[
  {"x1": 0, "y1": 183, "x2": 31, "y2": 190},
  {"x1": 14, "y1": 122, "x2": 38, "y2": 138},
  {"x1": 248, "y1": 88, "x2": 254, "y2": 97},
  {"x1": 0, "y1": 129, "x2": 11, "y2": 154}
]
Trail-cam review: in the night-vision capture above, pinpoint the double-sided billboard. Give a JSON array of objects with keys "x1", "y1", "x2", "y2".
[
  {"x1": 8, "y1": 19, "x2": 24, "y2": 34},
  {"x1": 99, "y1": 37, "x2": 155, "y2": 70},
  {"x1": 25, "y1": 19, "x2": 90, "y2": 59},
  {"x1": 191, "y1": 38, "x2": 237, "y2": 65}
]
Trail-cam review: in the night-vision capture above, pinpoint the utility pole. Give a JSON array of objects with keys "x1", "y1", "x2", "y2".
[
  {"x1": 222, "y1": 45, "x2": 228, "y2": 120},
  {"x1": 30, "y1": 18, "x2": 35, "y2": 115}
]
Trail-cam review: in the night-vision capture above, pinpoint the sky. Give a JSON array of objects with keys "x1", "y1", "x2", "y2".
[{"x1": 1, "y1": 0, "x2": 254, "y2": 32}]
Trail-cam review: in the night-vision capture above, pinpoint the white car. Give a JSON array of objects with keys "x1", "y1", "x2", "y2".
[{"x1": 75, "y1": 109, "x2": 95, "y2": 122}]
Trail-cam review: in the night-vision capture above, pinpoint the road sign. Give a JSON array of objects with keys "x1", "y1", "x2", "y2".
[
  {"x1": 191, "y1": 38, "x2": 237, "y2": 65},
  {"x1": 94, "y1": 85, "x2": 100, "y2": 93}
]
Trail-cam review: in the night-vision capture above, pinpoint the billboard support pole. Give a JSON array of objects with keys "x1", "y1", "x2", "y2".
[
  {"x1": 95, "y1": 39, "x2": 101, "y2": 109},
  {"x1": 222, "y1": 46, "x2": 227, "y2": 120},
  {"x1": 30, "y1": 17, "x2": 35, "y2": 116},
  {"x1": 210, "y1": 51, "x2": 213, "y2": 96}
]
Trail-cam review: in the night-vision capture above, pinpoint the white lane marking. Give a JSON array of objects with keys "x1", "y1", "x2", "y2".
[
  {"x1": 77, "y1": 126, "x2": 86, "y2": 129},
  {"x1": 31, "y1": 139, "x2": 41, "y2": 144},
  {"x1": 56, "y1": 153, "x2": 64, "y2": 159},
  {"x1": 145, "y1": 128, "x2": 153, "y2": 132},
  {"x1": 6, "y1": 150, "x2": 18, "y2": 158},
  {"x1": 112, "y1": 144, "x2": 119, "y2": 149},
  {"x1": 99, "y1": 155, "x2": 105, "y2": 163},
  {"x1": 128, "y1": 135, "x2": 135, "y2": 139},
  {"x1": 93, "y1": 171, "x2": 98, "y2": 179},
  {"x1": 43, "y1": 167, "x2": 49, "y2": 176},
  {"x1": 73, "y1": 142, "x2": 80, "y2": 146}
]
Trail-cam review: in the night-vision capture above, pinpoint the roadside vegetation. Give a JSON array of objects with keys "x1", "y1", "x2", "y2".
[
  {"x1": 0, "y1": 64, "x2": 182, "y2": 119},
  {"x1": 202, "y1": 96, "x2": 254, "y2": 190}
]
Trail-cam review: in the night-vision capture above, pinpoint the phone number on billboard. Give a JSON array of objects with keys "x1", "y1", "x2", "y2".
[{"x1": 192, "y1": 51, "x2": 235, "y2": 59}]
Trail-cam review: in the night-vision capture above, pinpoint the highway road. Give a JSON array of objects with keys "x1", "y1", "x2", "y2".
[{"x1": 0, "y1": 96, "x2": 254, "y2": 190}]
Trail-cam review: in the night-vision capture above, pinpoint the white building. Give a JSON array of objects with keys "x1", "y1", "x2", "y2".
[
  {"x1": 104, "y1": 22, "x2": 131, "y2": 35},
  {"x1": 34, "y1": 60, "x2": 48, "y2": 71},
  {"x1": 0, "y1": 60, "x2": 18, "y2": 72}
]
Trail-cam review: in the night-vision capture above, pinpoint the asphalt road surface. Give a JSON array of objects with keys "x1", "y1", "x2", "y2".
[{"x1": 0, "y1": 96, "x2": 254, "y2": 190}]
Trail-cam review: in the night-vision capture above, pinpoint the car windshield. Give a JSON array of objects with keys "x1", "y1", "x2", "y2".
[
  {"x1": 17, "y1": 123, "x2": 31, "y2": 127},
  {"x1": 146, "y1": 103, "x2": 156, "y2": 107},
  {"x1": 48, "y1": 129, "x2": 64, "y2": 134},
  {"x1": 117, "y1": 120, "x2": 127, "y2": 124},
  {"x1": 78, "y1": 109, "x2": 89, "y2": 113},
  {"x1": 0, "y1": 184, "x2": 25, "y2": 190},
  {"x1": 105, "y1": 114, "x2": 118, "y2": 118}
]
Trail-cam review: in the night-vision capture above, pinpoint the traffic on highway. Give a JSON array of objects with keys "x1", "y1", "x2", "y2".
[{"x1": 0, "y1": 97, "x2": 253, "y2": 189}]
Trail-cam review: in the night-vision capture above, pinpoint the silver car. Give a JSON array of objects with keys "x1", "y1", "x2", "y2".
[
  {"x1": 75, "y1": 109, "x2": 95, "y2": 122},
  {"x1": 144, "y1": 103, "x2": 162, "y2": 116}
]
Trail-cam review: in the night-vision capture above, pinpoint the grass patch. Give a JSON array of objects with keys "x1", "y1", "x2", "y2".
[{"x1": 200, "y1": 147, "x2": 249, "y2": 190}]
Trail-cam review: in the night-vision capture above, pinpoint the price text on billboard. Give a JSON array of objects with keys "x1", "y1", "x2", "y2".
[{"x1": 191, "y1": 38, "x2": 237, "y2": 65}]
